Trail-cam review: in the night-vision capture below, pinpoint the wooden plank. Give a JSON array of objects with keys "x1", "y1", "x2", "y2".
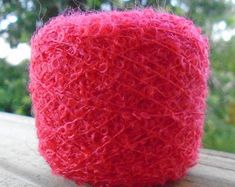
[
  {"x1": 0, "y1": 112, "x2": 78, "y2": 187},
  {"x1": 0, "y1": 112, "x2": 235, "y2": 187}
]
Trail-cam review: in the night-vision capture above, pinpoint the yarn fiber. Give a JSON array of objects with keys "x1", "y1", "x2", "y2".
[{"x1": 29, "y1": 8, "x2": 209, "y2": 187}]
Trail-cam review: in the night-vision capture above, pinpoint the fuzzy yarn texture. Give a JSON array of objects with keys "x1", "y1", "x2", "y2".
[{"x1": 29, "y1": 8, "x2": 209, "y2": 187}]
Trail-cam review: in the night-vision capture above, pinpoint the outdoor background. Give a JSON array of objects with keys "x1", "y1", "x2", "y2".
[{"x1": 0, "y1": 0, "x2": 235, "y2": 153}]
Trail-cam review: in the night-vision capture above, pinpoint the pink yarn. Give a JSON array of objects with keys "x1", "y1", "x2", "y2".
[{"x1": 29, "y1": 8, "x2": 209, "y2": 187}]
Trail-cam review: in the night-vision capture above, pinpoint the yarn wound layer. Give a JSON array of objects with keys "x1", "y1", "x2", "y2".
[{"x1": 29, "y1": 8, "x2": 209, "y2": 187}]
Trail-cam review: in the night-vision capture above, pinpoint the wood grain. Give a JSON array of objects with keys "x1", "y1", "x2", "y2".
[{"x1": 0, "y1": 112, "x2": 234, "y2": 187}]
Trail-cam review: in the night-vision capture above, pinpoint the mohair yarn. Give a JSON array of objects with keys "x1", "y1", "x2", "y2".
[{"x1": 29, "y1": 8, "x2": 209, "y2": 187}]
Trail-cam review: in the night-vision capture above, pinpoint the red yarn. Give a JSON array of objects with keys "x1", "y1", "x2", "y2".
[{"x1": 29, "y1": 8, "x2": 209, "y2": 187}]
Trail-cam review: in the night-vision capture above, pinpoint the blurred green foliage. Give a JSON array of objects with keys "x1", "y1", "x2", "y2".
[
  {"x1": 0, "y1": 59, "x2": 31, "y2": 115},
  {"x1": 0, "y1": 0, "x2": 235, "y2": 153}
]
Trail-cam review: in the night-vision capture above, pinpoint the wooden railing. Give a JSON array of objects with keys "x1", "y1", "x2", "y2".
[{"x1": 0, "y1": 112, "x2": 235, "y2": 187}]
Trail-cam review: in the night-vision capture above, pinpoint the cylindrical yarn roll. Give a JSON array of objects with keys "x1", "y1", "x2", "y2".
[{"x1": 29, "y1": 8, "x2": 209, "y2": 187}]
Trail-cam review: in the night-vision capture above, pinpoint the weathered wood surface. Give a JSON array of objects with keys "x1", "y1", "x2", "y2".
[{"x1": 0, "y1": 112, "x2": 235, "y2": 187}]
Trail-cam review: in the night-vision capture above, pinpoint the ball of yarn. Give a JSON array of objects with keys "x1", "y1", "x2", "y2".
[{"x1": 29, "y1": 8, "x2": 209, "y2": 187}]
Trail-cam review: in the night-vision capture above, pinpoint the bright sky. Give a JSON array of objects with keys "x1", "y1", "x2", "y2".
[
  {"x1": 213, "y1": 21, "x2": 235, "y2": 42},
  {"x1": 0, "y1": 37, "x2": 30, "y2": 65},
  {"x1": 0, "y1": 14, "x2": 30, "y2": 65}
]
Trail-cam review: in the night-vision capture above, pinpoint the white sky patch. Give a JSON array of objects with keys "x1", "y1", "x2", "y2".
[
  {"x1": 171, "y1": 0, "x2": 177, "y2": 6},
  {"x1": 0, "y1": 14, "x2": 30, "y2": 65},
  {"x1": 212, "y1": 21, "x2": 235, "y2": 42},
  {"x1": 141, "y1": 0, "x2": 147, "y2": 5},
  {"x1": 225, "y1": 0, "x2": 235, "y2": 3},
  {"x1": 213, "y1": 30, "x2": 235, "y2": 41},
  {"x1": 0, "y1": 15, "x2": 17, "y2": 30},
  {"x1": 170, "y1": 0, "x2": 189, "y2": 11},
  {"x1": 214, "y1": 21, "x2": 227, "y2": 31},
  {"x1": 0, "y1": 38, "x2": 30, "y2": 65},
  {"x1": 101, "y1": 3, "x2": 112, "y2": 11},
  {"x1": 221, "y1": 29, "x2": 235, "y2": 41}
]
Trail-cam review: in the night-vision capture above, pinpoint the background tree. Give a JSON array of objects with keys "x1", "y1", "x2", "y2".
[
  {"x1": 0, "y1": 59, "x2": 31, "y2": 115},
  {"x1": 0, "y1": 0, "x2": 235, "y2": 152}
]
